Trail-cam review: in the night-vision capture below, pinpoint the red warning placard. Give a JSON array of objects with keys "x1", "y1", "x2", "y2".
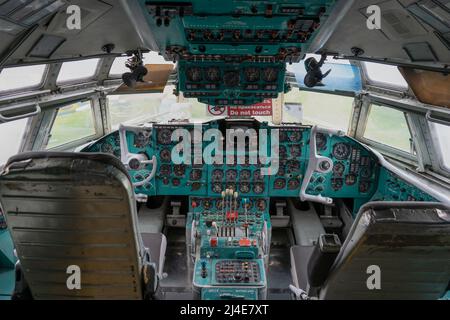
[{"x1": 207, "y1": 100, "x2": 273, "y2": 117}]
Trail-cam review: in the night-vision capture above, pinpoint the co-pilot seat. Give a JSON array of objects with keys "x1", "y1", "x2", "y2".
[
  {"x1": 0, "y1": 152, "x2": 166, "y2": 300},
  {"x1": 290, "y1": 202, "x2": 450, "y2": 300}
]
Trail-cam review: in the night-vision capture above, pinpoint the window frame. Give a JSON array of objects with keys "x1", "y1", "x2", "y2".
[
  {"x1": 355, "y1": 96, "x2": 418, "y2": 165},
  {"x1": 44, "y1": 98, "x2": 103, "y2": 151},
  {"x1": 0, "y1": 64, "x2": 48, "y2": 94},
  {"x1": 360, "y1": 61, "x2": 410, "y2": 93},
  {"x1": 56, "y1": 58, "x2": 101, "y2": 85},
  {"x1": 427, "y1": 113, "x2": 450, "y2": 175}
]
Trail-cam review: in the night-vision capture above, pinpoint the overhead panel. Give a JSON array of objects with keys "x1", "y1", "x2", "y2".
[{"x1": 138, "y1": 0, "x2": 337, "y2": 106}]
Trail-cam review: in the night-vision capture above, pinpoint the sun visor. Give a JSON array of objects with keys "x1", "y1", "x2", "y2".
[
  {"x1": 292, "y1": 61, "x2": 362, "y2": 94},
  {"x1": 399, "y1": 67, "x2": 450, "y2": 109},
  {"x1": 115, "y1": 64, "x2": 173, "y2": 94}
]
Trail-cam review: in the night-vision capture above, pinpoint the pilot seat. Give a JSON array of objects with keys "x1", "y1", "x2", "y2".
[
  {"x1": 0, "y1": 152, "x2": 167, "y2": 300},
  {"x1": 290, "y1": 202, "x2": 450, "y2": 300}
]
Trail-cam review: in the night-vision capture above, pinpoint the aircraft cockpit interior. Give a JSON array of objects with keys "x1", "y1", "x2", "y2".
[{"x1": 0, "y1": 0, "x2": 449, "y2": 302}]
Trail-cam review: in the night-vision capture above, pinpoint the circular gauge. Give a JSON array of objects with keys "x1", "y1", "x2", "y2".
[
  {"x1": 240, "y1": 169, "x2": 251, "y2": 181},
  {"x1": 288, "y1": 159, "x2": 300, "y2": 172},
  {"x1": 345, "y1": 174, "x2": 357, "y2": 186},
  {"x1": 274, "y1": 178, "x2": 286, "y2": 189},
  {"x1": 253, "y1": 170, "x2": 263, "y2": 181},
  {"x1": 173, "y1": 164, "x2": 186, "y2": 177},
  {"x1": 253, "y1": 182, "x2": 265, "y2": 194},
  {"x1": 212, "y1": 169, "x2": 224, "y2": 181},
  {"x1": 134, "y1": 131, "x2": 151, "y2": 148},
  {"x1": 262, "y1": 67, "x2": 278, "y2": 82},
  {"x1": 279, "y1": 145, "x2": 287, "y2": 158},
  {"x1": 360, "y1": 167, "x2": 372, "y2": 179},
  {"x1": 244, "y1": 67, "x2": 260, "y2": 82},
  {"x1": 226, "y1": 182, "x2": 236, "y2": 191},
  {"x1": 113, "y1": 134, "x2": 120, "y2": 146},
  {"x1": 160, "y1": 148, "x2": 171, "y2": 162},
  {"x1": 279, "y1": 131, "x2": 288, "y2": 142},
  {"x1": 244, "y1": 200, "x2": 253, "y2": 211},
  {"x1": 134, "y1": 174, "x2": 143, "y2": 182},
  {"x1": 226, "y1": 169, "x2": 237, "y2": 181},
  {"x1": 256, "y1": 199, "x2": 267, "y2": 212},
  {"x1": 287, "y1": 179, "x2": 300, "y2": 190},
  {"x1": 157, "y1": 128, "x2": 172, "y2": 145},
  {"x1": 223, "y1": 71, "x2": 240, "y2": 87},
  {"x1": 359, "y1": 181, "x2": 371, "y2": 193},
  {"x1": 101, "y1": 143, "x2": 114, "y2": 154},
  {"x1": 205, "y1": 67, "x2": 220, "y2": 82},
  {"x1": 190, "y1": 169, "x2": 202, "y2": 180},
  {"x1": 113, "y1": 149, "x2": 121, "y2": 158},
  {"x1": 129, "y1": 157, "x2": 142, "y2": 170},
  {"x1": 332, "y1": 143, "x2": 351, "y2": 160},
  {"x1": 216, "y1": 200, "x2": 223, "y2": 210},
  {"x1": 160, "y1": 164, "x2": 171, "y2": 176},
  {"x1": 316, "y1": 133, "x2": 327, "y2": 150},
  {"x1": 333, "y1": 162, "x2": 345, "y2": 177},
  {"x1": 239, "y1": 182, "x2": 250, "y2": 194},
  {"x1": 331, "y1": 178, "x2": 343, "y2": 191},
  {"x1": 172, "y1": 178, "x2": 180, "y2": 186},
  {"x1": 202, "y1": 199, "x2": 212, "y2": 210},
  {"x1": 290, "y1": 145, "x2": 301, "y2": 157},
  {"x1": 212, "y1": 183, "x2": 222, "y2": 193},
  {"x1": 289, "y1": 131, "x2": 302, "y2": 142},
  {"x1": 186, "y1": 67, "x2": 203, "y2": 82}
]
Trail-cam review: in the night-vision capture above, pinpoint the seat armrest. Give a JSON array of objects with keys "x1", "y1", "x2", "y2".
[{"x1": 307, "y1": 234, "x2": 341, "y2": 287}]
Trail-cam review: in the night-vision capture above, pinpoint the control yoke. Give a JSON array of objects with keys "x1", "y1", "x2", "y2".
[
  {"x1": 119, "y1": 124, "x2": 157, "y2": 188},
  {"x1": 300, "y1": 125, "x2": 345, "y2": 205}
]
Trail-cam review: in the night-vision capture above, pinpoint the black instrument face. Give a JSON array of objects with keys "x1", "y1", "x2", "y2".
[
  {"x1": 239, "y1": 182, "x2": 251, "y2": 194},
  {"x1": 205, "y1": 67, "x2": 221, "y2": 82},
  {"x1": 274, "y1": 178, "x2": 286, "y2": 189},
  {"x1": 256, "y1": 199, "x2": 267, "y2": 211},
  {"x1": 190, "y1": 169, "x2": 203, "y2": 181},
  {"x1": 226, "y1": 169, "x2": 238, "y2": 181},
  {"x1": 157, "y1": 128, "x2": 173, "y2": 145},
  {"x1": 332, "y1": 143, "x2": 351, "y2": 160},
  {"x1": 174, "y1": 164, "x2": 186, "y2": 177},
  {"x1": 187, "y1": 67, "x2": 203, "y2": 82},
  {"x1": 244, "y1": 67, "x2": 260, "y2": 82},
  {"x1": 160, "y1": 148, "x2": 171, "y2": 162},
  {"x1": 160, "y1": 164, "x2": 171, "y2": 176},
  {"x1": 253, "y1": 182, "x2": 265, "y2": 194},
  {"x1": 212, "y1": 183, "x2": 222, "y2": 193},
  {"x1": 289, "y1": 131, "x2": 302, "y2": 142},
  {"x1": 262, "y1": 67, "x2": 278, "y2": 82},
  {"x1": 212, "y1": 169, "x2": 224, "y2": 181},
  {"x1": 287, "y1": 178, "x2": 300, "y2": 190},
  {"x1": 223, "y1": 71, "x2": 240, "y2": 87},
  {"x1": 134, "y1": 131, "x2": 151, "y2": 148},
  {"x1": 240, "y1": 169, "x2": 251, "y2": 181},
  {"x1": 333, "y1": 162, "x2": 345, "y2": 177}
]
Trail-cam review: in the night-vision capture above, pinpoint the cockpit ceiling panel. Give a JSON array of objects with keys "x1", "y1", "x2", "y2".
[
  {"x1": 322, "y1": 0, "x2": 450, "y2": 68},
  {"x1": 138, "y1": 0, "x2": 337, "y2": 105}
]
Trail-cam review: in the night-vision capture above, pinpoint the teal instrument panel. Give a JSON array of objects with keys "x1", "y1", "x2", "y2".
[
  {"x1": 81, "y1": 119, "x2": 436, "y2": 208},
  {"x1": 137, "y1": 0, "x2": 337, "y2": 105}
]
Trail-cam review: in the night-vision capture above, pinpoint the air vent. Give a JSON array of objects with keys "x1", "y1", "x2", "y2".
[{"x1": 27, "y1": 34, "x2": 65, "y2": 58}]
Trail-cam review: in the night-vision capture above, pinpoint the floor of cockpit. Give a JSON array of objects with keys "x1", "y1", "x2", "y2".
[{"x1": 159, "y1": 227, "x2": 293, "y2": 300}]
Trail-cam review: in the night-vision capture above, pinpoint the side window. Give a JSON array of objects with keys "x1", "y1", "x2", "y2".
[
  {"x1": 283, "y1": 90, "x2": 354, "y2": 132},
  {"x1": 363, "y1": 103, "x2": 413, "y2": 154},
  {"x1": 0, "y1": 118, "x2": 29, "y2": 165},
  {"x1": 46, "y1": 100, "x2": 96, "y2": 149},
  {"x1": 429, "y1": 121, "x2": 450, "y2": 172}
]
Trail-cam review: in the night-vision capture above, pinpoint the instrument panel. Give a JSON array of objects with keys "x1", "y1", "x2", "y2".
[
  {"x1": 82, "y1": 118, "x2": 436, "y2": 211},
  {"x1": 138, "y1": 0, "x2": 337, "y2": 105}
]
